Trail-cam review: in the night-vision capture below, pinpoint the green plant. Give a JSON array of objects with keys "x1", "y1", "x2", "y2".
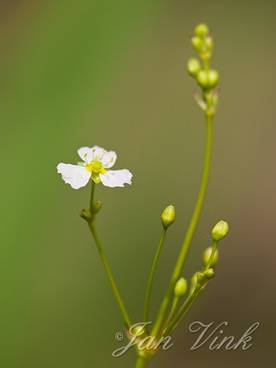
[{"x1": 57, "y1": 23, "x2": 229, "y2": 368}]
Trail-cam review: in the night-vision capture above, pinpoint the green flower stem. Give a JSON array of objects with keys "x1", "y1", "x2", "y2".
[
  {"x1": 166, "y1": 239, "x2": 216, "y2": 335},
  {"x1": 205, "y1": 240, "x2": 218, "y2": 270},
  {"x1": 151, "y1": 114, "x2": 213, "y2": 338},
  {"x1": 87, "y1": 182, "x2": 132, "y2": 328},
  {"x1": 135, "y1": 356, "x2": 147, "y2": 368},
  {"x1": 163, "y1": 296, "x2": 179, "y2": 331},
  {"x1": 89, "y1": 179, "x2": 96, "y2": 213},
  {"x1": 166, "y1": 286, "x2": 203, "y2": 335},
  {"x1": 143, "y1": 228, "x2": 167, "y2": 322}
]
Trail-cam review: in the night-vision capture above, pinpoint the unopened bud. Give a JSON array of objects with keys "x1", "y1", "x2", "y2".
[
  {"x1": 204, "y1": 268, "x2": 215, "y2": 279},
  {"x1": 161, "y1": 205, "x2": 176, "y2": 229},
  {"x1": 208, "y1": 70, "x2": 219, "y2": 87},
  {"x1": 203, "y1": 247, "x2": 219, "y2": 267},
  {"x1": 191, "y1": 36, "x2": 203, "y2": 52},
  {"x1": 194, "y1": 23, "x2": 209, "y2": 37},
  {"x1": 191, "y1": 271, "x2": 204, "y2": 288},
  {"x1": 174, "y1": 277, "x2": 188, "y2": 297},
  {"x1": 197, "y1": 70, "x2": 219, "y2": 89},
  {"x1": 80, "y1": 208, "x2": 91, "y2": 221},
  {"x1": 211, "y1": 220, "x2": 229, "y2": 241},
  {"x1": 197, "y1": 70, "x2": 209, "y2": 88},
  {"x1": 187, "y1": 58, "x2": 201, "y2": 77},
  {"x1": 205, "y1": 36, "x2": 213, "y2": 50}
]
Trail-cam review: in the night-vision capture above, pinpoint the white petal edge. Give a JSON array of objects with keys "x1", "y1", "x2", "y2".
[
  {"x1": 100, "y1": 169, "x2": 133, "y2": 188},
  {"x1": 101, "y1": 150, "x2": 117, "y2": 169},
  {"x1": 77, "y1": 147, "x2": 94, "y2": 163},
  {"x1": 57, "y1": 163, "x2": 91, "y2": 189}
]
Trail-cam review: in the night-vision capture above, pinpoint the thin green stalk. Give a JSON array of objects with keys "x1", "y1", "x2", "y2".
[
  {"x1": 166, "y1": 286, "x2": 203, "y2": 335},
  {"x1": 135, "y1": 356, "x2": 147, "y2": 368},
  {"x1": 151, "y1": 115, "x2": 213, "y2": 338},
  {"x1": 143, "y1": 228, "x2": 167, "y2": 322},
  {"x1": 89, "y1": 179, "x2": 95, "y2": 213},
  {"x1": 87, "y1": 181, "x2": 132, "y2": 328},
  {"x1": 205, "y1": 240, "x2": 217, "y2": 270},
  {"x1": 166, "y1": 239, "x2": 217, "y2": 335},
  {"x1": 163, "y1": 296, "x2": 179, "y2": 331}
]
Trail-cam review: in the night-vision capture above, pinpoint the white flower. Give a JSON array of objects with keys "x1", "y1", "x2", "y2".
[{"x1": 57, "y1": 146, "x2": 133, "y2": 189}]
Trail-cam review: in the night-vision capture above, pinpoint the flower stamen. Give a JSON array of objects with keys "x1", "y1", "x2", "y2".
[{"x1": 85, "y1": 160, "x2": 106, "y2": 174}]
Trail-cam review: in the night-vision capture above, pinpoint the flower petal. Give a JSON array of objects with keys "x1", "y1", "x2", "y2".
[
  {"x1": 101, "y1": 150, "x2": 117, "y2": 169},
  {"x1": 57, "y1": 163, "x2": 91, "y2": 189},
  {"x1": 100, "y1": 169, "x2": 133, "y2": 188},
  {"x1": 91, "y1": 145, "x2": 106, "y2": 160},
  {"x1": 77, "y1": 147, "x2": 93, "y2": 163}
]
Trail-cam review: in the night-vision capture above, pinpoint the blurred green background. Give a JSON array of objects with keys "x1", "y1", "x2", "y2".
[{"x1": 0, "y1": 0, "x2": 275, "y2": 367}]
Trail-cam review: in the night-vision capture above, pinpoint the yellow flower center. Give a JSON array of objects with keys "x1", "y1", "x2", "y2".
[{"x1": 85, "y1": 160, "x2": 106, "y2": 174}]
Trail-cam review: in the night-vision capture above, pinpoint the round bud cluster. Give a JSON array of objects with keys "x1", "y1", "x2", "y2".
[
  {"x1": 187, "y1": 23, "x2": 219, "y2": 95},
  {"x1": 191, "y1": 23, "x2": 213, "y2": 60}
]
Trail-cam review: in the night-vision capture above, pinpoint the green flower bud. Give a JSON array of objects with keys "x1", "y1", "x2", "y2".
[
  {"x1": 203, "y1": 247, "x2": 219, "y2": 268},
  {"x1": 161, "y1": 205, "x2": 176, "y2": 229},
  {"x1": 191, "y1": 36, "x2": 203, "y2": 51},
  {"x1": 191, "y1": 269, "x2": 214, "y2": 290},
  {"x1": 191, "y1": 271, "x2": 204, "y2": 288},
  {"x1": 194, "y1": 23, "x2": 209, "y2": 37},
  {"x1": 204, "y1": 268, "x2": 215, "y2": 279},
  {"x1": 197, "y1": 70, "x2": 209, "y2": 88},
  {"x1": 208, "y1": 70, "x2": 219, "y2": 87},
  {"x1": 187, "y1": 58, "x2": 201, "y2": 77},
  {"x1": 190, "y1": 272, "x2": 198, "y2": 294},
  {"x1": 174, "y1": 277, "x2": 188, "y2": 297},
  {"x1": 211, "y1": 220, "x2": 229, "y2": 241},
  {"x1": 197, "y1": 271, "x2": 206, "y2": 284},
  {"x1": 205, "y1": 36, "x2": 213, "y2": 50},
  {"x1": 80, "y1": 208, "x2": 91, "y2": 221}
]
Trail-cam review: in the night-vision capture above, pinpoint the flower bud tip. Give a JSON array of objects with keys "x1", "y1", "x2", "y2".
[
  {"x1": 161, "y1": 205, "x2": 176, "y2": 229},
  {"x1": 211, "y1": 220, "x2": 229, "y2": 241},
  {"x1": 194, "y1": 23, "x2": 209, "y2": 37},
  {"x1": 174, "y1": 277, "x2": 188, "y2": 297},
  {"x1": 187, "y1": 58, "x2": 201, "y2": 77}
]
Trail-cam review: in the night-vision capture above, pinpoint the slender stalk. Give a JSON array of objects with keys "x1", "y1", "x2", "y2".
[
  {"x1": 135, "y1": 356, "x2": 147, "y2": 368},
  {"x1": 89, "y1": 181, "x2": 95, "y2": 213},
  {"x1": 163, "y1": 296, "x2": 179, "y2": 330},
  {"x1": 143, "y1": 228, "x2": 167, "y2": 322},
  {"x1": 166, "y1": 286, "x2": 203, "y2": 335},
  {"x1": 151, "y1": 115, "x2": 213, "y2": 338},
  {"x1": 165, "y1": 239, "x2": 217, "y2": 335},
  {"x1": 205, "y1": 240, "x2": 217, "y2": 270},
  {"x1": 87, "y1": 181, "x2": 132, "y2": 328},
  {"x1": 88, "y1": 223, "x2": 132, "y2": 327}
]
